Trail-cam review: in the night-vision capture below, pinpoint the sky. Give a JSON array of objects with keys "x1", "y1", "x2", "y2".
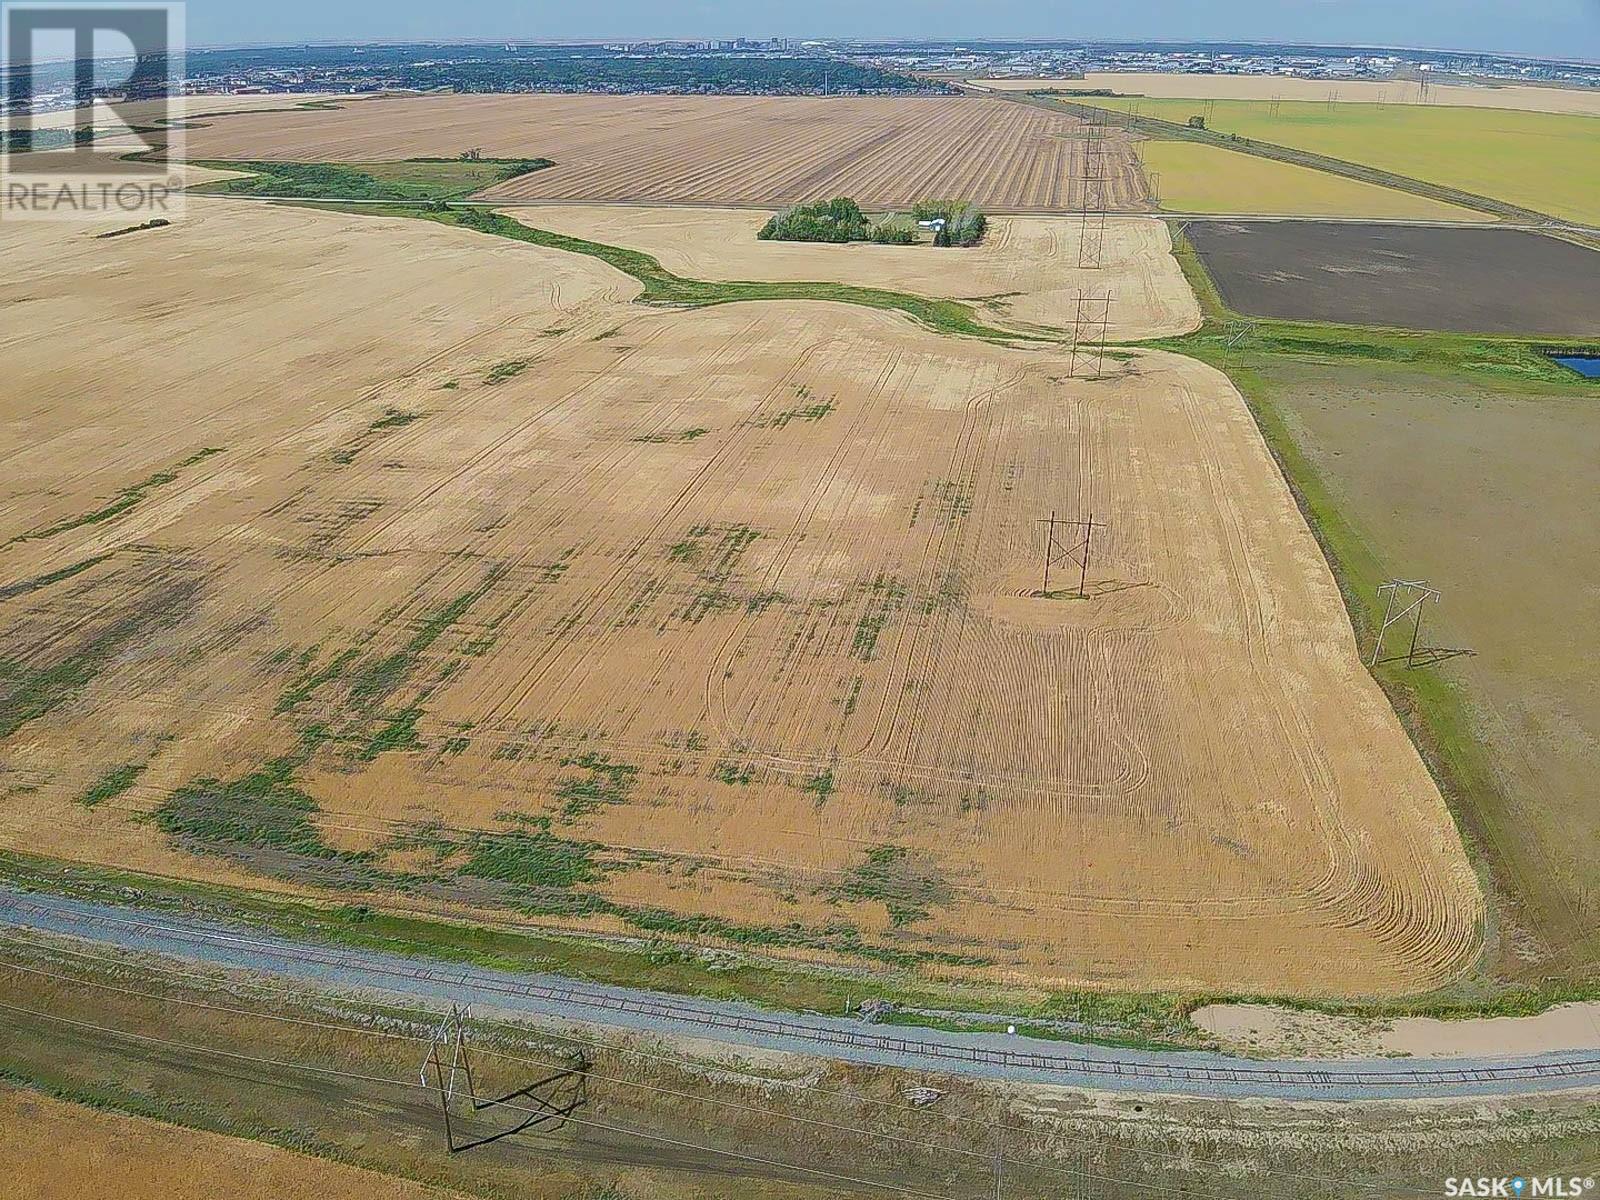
[{"x1": 185, "y1": 0, "x2": 1600, "y2": 62}]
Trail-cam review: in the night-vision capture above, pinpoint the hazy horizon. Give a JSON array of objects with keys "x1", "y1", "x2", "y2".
[{"x1": 182, "y1": 1, "x2": 1600, "y2": 63}]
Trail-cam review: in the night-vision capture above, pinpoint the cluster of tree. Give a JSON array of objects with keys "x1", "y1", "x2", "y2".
[
  {"x1": 405, "y1": 156, "x2": 556, "y2": 178},
  {"x1": 758, "y1": 197, "x2": 916, "y2": 244},
  {"x1": 759, "y1": 197, "x2": 989, "y2": 248},
  {"x1": 2, "y1": 126, "x2": 105, "y2": 153},
  {"x1": 912, "y1": 200, "x2": 988, "y2": 247}
]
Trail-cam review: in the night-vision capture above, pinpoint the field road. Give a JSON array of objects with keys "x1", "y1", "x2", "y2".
[{"x1": 2, "y1": 890, "x2": 1596, "y2": 1103}]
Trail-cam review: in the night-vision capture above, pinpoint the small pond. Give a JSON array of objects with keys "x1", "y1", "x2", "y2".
[{"x1": 1549, "y1": 354, "x2": 1600, "y2": 379}]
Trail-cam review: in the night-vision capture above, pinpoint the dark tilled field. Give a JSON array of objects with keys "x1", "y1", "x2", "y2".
[{"x1": 1185, "y1": 221, "x2": 1600, "y2": 336}]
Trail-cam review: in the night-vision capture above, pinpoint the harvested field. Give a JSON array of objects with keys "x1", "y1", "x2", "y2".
[
  {"x1": 1185, "y1": 220, "x2": 1600, "y2": 336},
  {"x1": 0, "y1": 200, "x2": 1480, "y2": 996},
  {"x1": 503, "y1": 206, "x2": 1199, "y2": 338},
  {"x1": 0, "y1": 92, "x2": 358, "y2": 132},
  {"x1": 974, "y1": 74, "x2": 1600, "y2": 118},
  {"x1": 179, "y1": 93, "x2": 1149, "y2": 212},
  {"x1": 0, "y1": 1087, "x2": 455, "y2": 1200},
  {"x1": 1135, "y1": 141, "x2": 1489, "y2": 221}
]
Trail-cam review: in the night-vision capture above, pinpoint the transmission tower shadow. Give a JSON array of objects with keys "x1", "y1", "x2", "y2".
[
  {"x1": 422, "y1": 1004, "x2": 590, "y2": 1154},
  {"x1": 451, "y1": 1064, "x2": 588, "y2": 1153},
  {"x1": 1375, "y1": 645, "x2": 1476, "y2": 668}
]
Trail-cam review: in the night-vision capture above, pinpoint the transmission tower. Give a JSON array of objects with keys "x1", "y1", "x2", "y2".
[
  {"x1": 1077, "y1": 107, "x2": 1108, "y2": 269},
  {"x1": 420, "y1": 1004, "x2": 472, "y2": 1150},
  {"x1": 1036, "y1": 511, "x2": 1107, "y2": 598},
  {"x1": 419, "y1": 1004, "x2": 588, "y2": 1153},
  {"x1": 1069, "y1": 291, "x2": 1111, "y2": 378},
  {"x1": 1369, "y1": 579, "x2": 1440, "y2": 668}
]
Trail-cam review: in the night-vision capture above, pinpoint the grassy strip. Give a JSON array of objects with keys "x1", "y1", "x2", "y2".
[
  {"x1": 75, "y1": 764, "x2": 147, "y2": 809},
  {"x1": 190, "y1": 157, "x2": 551, "y2": 202},
  {"x1": 6, "y1": 448, "x2": 221, "y2": 546},
  {"x1": 0, "y1": 553, "x2": 113, "y2": 601},
  {"x1": 0, "y1": 849, "x2": 980, "y2": 1018},
  {"x1": 309, "y1": 201, "x2": 1042, "y2": 343},
  {"x1": 0, "y1": 586, "x2": 195, "y2": 741},
  {"x1": 1, "y1": 848, "x2": 1593, "y2": 1032}
]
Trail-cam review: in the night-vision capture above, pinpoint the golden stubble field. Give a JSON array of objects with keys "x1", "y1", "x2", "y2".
[
  {"x1": 0, "y1": 1087, "x2": 455, "y2": 1200},
  {"x1": 178, "y1": 93, "x2": 1150, "y2": 212},
  {"x1": 0, "y1": 92, "x2": 361, "y2": 133},
  {"x1": 504, "y1": 206, "x2": 1201, "y2": 339},
  {"x1": 0, "y1": 199, "x2": 1480, "y2": 996}
]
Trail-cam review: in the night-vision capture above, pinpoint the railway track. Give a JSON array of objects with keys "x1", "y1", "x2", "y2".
[{"x1": 2, "y1": 891, "x2": 1595, "y2": 1101}]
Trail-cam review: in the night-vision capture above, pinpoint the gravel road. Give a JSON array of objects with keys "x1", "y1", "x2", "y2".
[{"x1": 3, "y1": 889, "x2": 1595, "y2": 1102}]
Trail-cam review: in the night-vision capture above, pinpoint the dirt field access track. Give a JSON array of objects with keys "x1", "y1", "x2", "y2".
[
  {"x1": 180, "y1": 93, "x2": 1149, "y2": 212},
  {"x1": 0, "y1": 201, "x2": 1480, "y2": 996}
]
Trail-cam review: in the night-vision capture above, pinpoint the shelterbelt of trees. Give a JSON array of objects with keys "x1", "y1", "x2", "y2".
[{"x1": 758, "y1": 196, "x2": 988, "y2": 246}]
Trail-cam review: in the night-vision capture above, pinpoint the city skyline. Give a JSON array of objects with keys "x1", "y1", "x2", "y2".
[{"x1": 183, "y1": 1, "x2": 1600, "y2": 62}]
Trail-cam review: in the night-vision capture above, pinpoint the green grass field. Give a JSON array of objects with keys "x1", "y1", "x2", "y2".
[
  {"x1": 191, "y1": 157, "x2": 552, "y2": 202},
  {"x1": 1086, "y1": 97, "x2": 1600, "y2": 224}
]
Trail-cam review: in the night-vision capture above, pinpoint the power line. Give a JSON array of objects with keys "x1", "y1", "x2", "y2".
[
  {"x1": 0, "y1": 940, "x2": 1043, "y2": 1158},
  {"x1": 0, "y1": 933, "x2": 1118, "y2": 1151},
  {"x1": 8, "y1": 976, "x2": 1281, "y2": 1199},
  {"x1": 0, "y1": 996, "x2": 950, "y2": 1199},
  {"x1": 0, "y1": 954, "x2": 1017, "y2": 1175},
  {"x1": 0, "y1": 926, "x2": 1479, "y2": 1197}
]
